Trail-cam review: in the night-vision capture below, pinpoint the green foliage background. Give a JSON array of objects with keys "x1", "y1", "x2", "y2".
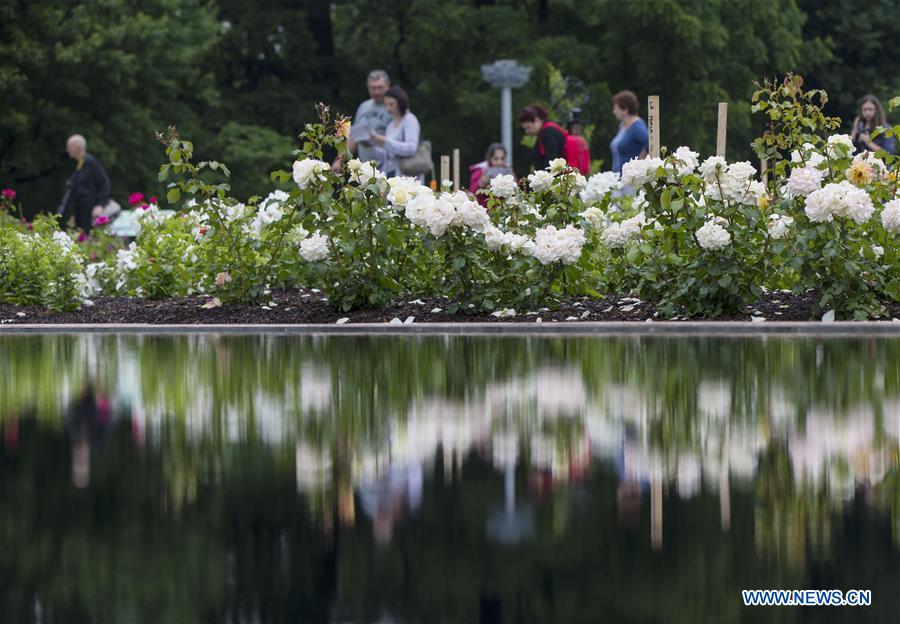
[{"x1": 1, "y1": 0, "x2": 898, "y2": 214}]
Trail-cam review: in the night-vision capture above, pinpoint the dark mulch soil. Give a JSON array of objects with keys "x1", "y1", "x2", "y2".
[{"x1": 2, "y1": 289, "x2": 899, "y2": 325}]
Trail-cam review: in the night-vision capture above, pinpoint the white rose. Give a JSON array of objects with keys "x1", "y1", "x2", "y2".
[
  {"x1": 548, "y1": 158, "x2": 568, "y2": 176},
  {"x1": 622, "y1": 157, "x2": 664, "y2": 187},
  {"x1": 827, "y1": 133, "x2": 854, "y2": 154},
  {"x1": 767, "y1": 214, "x2": 794, "y2": 239},
  {"x1": 881, "y1": 198, "x2": 900, "y2": 233},
  {"x1": 387, "y1": 176, "x2": 425, "y2": 207},
  {"x1": 841, "y1": 183, "x2": 875, "y2": 224},
  {"x1": 699, "y1": 156, "x2": 728, "y2": 183},
  {"x1": 505, "y1": 233, "x2": 533, "y2": 253},
  {"x1": 528, "y1": 170, "x2": 554, "y2": 192},
  {"x1": 531, "y1": 224, "x2": 586, "y2": 265},
  {"x1": 672, "y1": 146, "x2": 699, "y2": 175},
  {"x1": 727, "y1": 161, "x2": 756, "y2": 182},
  {"x1": 580, "y1": 171, "x2": 622, "y2": 204},
  {"x1": 453, "y1": 196, "x2": 490, "y2": 231},
  {"x1": 292, "y1": 159, "x2": 330, "y2": 189},
  {"x1": 404, "y1": 193, "x2": 433, "y2": 227},
  {"x1": 804, "y1": 186, "x2": 836, "y2": 223},
  {"x1": 695, "y1": 219, "x2": 731, "y2": 250},
  {"x1": 483, "y1": 226, "x2": 508, "y2": 251},
  {"x1": 581, "y1": 206, "x2": 606, "y2": 230},
  {"x1": 600, "y1": 223, "x2": 628, "y2": 248},
  {"x1": 347, "y1": 158, "x2": 384, "y2": 185},
  {"x1": 299, "y1": 232, "x2": 329, "y2": 262},
  {"x1": 786, "y1": 166, "x2": 824, "y2": 197},
  {"x1": 489, "y1": 174, "x2": 518, "y2": 198},
  {"x1": 424, "y1": 196, "x2": 456, "y2": 237}
]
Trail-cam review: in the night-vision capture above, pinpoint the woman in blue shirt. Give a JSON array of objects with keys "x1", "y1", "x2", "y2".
[{"x1": 609, "y1": 90, "x2": 649, "y2": 173}]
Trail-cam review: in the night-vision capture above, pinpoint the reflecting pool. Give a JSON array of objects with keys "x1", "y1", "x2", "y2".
[{"x1": 1, "y1": 334, "x2": 899, "y2": 623}]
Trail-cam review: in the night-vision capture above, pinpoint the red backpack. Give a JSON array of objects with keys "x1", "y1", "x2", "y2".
[{"x1": 540, "y1": 121, "x2": 590, "y2": 174}]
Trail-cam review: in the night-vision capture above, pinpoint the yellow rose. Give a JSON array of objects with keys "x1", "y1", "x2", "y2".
[
  {"x1": 846, "y1": 161, "x2": 875, "y2": 186},
  {"x1": 334, "y1": 117, "x2": 351, "y2": 140}
]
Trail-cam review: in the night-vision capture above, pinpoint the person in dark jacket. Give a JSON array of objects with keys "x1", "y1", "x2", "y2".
[
  {"x1": 851, "y1": 95, "x2": 897, "y2": 155},
  {"x1": 519, "y1": 104, "x2": 565, "y2": 171},
  {"x1": 60, "y1": 134, "x2": 111, "y2": 233}
]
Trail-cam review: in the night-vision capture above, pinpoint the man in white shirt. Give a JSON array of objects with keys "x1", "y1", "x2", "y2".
[{"x1": 332, "y1": 69, "x2": 394, "y2": 172}]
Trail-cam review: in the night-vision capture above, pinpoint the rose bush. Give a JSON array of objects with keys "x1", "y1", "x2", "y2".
[{"x1": 2, "y1": 79, "x2": 898, "y2": 320}]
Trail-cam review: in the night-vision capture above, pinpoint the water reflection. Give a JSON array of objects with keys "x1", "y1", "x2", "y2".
[{"x1": 2, "y1": 334, "x2": 900, "y2": 623}]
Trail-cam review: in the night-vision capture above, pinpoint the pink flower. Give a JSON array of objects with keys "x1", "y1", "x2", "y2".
[
  {"x1": 149, "y1": 196, "x2": 158, "y2": 204},
  {"x1": 26, "y1": 223, "x2": 33, "y2": 230},
  {"x1": 94, "y1": 215, "x2": 110, "y2": 226},
  {"x1": 128, "y1": 192, "x2": 144, "y2": 205},
  {"x1": 2, "y1": 188, "x2": 15, "y2": 200},
  {"x1": 139, "y1": 203, "x2": 150, "y2": 210},
  {"x1": 78, "y1": 232, "x2": 88, "y2": 242}
]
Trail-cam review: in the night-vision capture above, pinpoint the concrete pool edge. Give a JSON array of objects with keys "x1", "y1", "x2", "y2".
[{"x1": 3, "y1": 321, "x2": 900, "y2": 336}]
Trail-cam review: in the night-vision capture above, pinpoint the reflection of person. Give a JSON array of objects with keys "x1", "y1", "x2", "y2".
[
  {"x1": 60, "y1": 135, "x2": 111, "y2": 234},
  {"x1": 66, "y1": 386, "x2": 114, "y2": 488},
  {"x1": 332, "y1": 70, "x2": 394, "y2": 172},
  {"x1": 469, "y1": 143, "x2": 514, "y2": 203},
  {"x1": 851, "y1": 95, "x2": 897, "y2": 155},
  {"x1": 357, "y1": 462, "x2": 423, "y2": 545},
  {"x1": 609, "y1": 90, "x2": 649, "y2": 173},
  {"x1": 369, "y1": 86, "x2": 422, "y2": 181}
]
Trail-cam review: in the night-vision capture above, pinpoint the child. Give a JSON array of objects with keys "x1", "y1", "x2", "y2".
[{"x1": 469, "y1": 143, "x2": 514, "y2": 204}]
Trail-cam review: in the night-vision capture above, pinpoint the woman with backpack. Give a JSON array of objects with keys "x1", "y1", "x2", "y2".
[
  {"x1": 519, "y1": 104, "x2": 590, "y2": 174},
  {"x1": 519, "y1": 104, "x2": 566, "y2": 171},
  {"x1": 369, "y1": 86, "x2": 424, "y2": 181}
]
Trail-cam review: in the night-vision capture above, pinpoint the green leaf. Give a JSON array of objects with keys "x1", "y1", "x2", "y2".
[{"x1": 166, "y1": 188, "x2": 181, "y2": 204}]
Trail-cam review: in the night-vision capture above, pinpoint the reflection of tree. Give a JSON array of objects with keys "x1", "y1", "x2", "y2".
[{"x1": 2, "y1": 333, "x2": 900, "y2": 621}]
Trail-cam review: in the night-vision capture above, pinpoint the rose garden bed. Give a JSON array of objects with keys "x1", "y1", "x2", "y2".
[{"x1": 2, "y1": 77, "x2": 900, "y2": 324}]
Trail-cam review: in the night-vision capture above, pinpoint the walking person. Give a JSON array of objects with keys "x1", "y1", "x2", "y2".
[
  {"x1": 609, "y1": 90, "x2": 649, "y2": 174},
  {"x1": 332, "y1": 69, "x2": 394, "y2": 172},
  {"x1": 369, "y1": 86, "x2": 424, "y2": 182},
  {"x1": 58, "y1": 134, "x2": 111, "y2": 234},
  {"x1": 851, "y1": 95, "x2": 896, "y2": 155},
  {"x1": 519, "y1": 104, "x2": 566, "y2": 171}
]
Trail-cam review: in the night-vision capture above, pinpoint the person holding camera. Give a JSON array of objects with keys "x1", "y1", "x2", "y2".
[{"x1": 851, "y1": 95, "x2": 896, "y2": 155}]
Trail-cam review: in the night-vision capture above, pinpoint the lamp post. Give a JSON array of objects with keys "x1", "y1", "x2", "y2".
[{"x1": 481, "y1": 60, "x2": 532, "y2": 168}]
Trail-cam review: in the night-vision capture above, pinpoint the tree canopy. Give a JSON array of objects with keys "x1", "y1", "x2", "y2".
[{"x1": 1, "y1": 0, "x2": 897, "y2": 214}]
